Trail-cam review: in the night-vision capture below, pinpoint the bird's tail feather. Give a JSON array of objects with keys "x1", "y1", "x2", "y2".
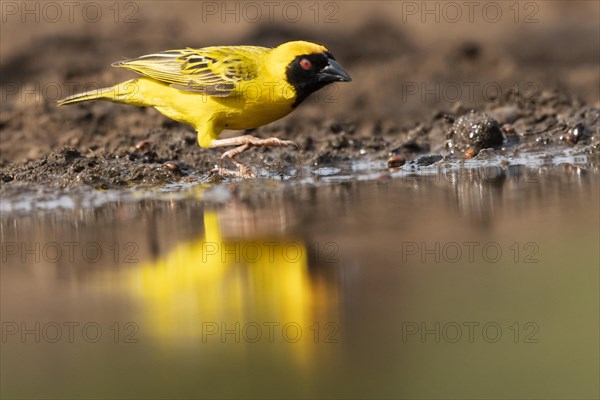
[{"x1": 57, "y1": 79, "x2": 140, "y2": 106}]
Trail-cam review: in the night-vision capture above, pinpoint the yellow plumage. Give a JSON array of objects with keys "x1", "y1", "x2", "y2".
[{"x1": 58, "y1": 41, "x2": 351, "y2": 158}]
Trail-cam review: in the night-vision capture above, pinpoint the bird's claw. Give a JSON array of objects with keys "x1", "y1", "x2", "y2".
[{"x1": 251, "y1": 137, "x2": 298, "y2": 148}]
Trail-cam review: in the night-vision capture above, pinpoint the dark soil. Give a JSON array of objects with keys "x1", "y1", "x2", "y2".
[{"x1": 1, "y1": 9, "x2": 599, "y2": 194}]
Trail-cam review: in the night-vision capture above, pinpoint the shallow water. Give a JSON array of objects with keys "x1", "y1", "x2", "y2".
[{"x1": 1, "y1": 159, "x2": 599, "y2": 399}]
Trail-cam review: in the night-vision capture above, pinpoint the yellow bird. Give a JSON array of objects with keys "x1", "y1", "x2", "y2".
[{"x1": 58, "y1": 41, "x2": 351, "y2": 164}]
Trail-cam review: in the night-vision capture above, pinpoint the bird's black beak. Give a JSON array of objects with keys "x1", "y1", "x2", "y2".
[{"x1": 318, "y1": 58, "x2": 352, "y2": 83}]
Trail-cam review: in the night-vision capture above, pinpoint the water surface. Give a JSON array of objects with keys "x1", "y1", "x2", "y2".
[{"x1": 1, "y1": 161, "x2": 599, "y2": 399}]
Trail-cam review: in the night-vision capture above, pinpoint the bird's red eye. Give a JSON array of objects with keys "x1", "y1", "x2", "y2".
[{"x1": 300, "y1": 58, "x2": 312, "y2": 70}]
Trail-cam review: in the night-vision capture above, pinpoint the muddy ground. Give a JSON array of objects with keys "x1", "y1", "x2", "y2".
[{"x1": 1, "y1": 2, "x2": 598, "y2": 193}]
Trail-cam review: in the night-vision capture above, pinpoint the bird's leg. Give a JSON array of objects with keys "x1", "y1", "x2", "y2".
[{"x1": 210, "y1": 142, "x2": 253, "y2": 178}]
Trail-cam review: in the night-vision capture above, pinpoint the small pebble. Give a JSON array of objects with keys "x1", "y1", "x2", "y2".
[
  {"x1": 561, "y1": 133, "x2": 578, "y2": 144},
  {"x1": 387, "y1": 155, "x2": 406, "y2": 168},
  {"x1": 502, "y1": 124, "x2": 515, "y2": 134},
  {"x1": 135, "y1": 140, "x2": 151, "y2": 150},
  {"x1": 1, "y1": 174, "x2": 14, "y2": 182},
  {"x1": 564, "y1": 122, "x2": 585, "y2": 144},
  {"x1": 164, "y1": 161, "x2": 181, "y2": 174},
  {"x1": 464, "y1": 148, "x2": 476, "y2": 159}
]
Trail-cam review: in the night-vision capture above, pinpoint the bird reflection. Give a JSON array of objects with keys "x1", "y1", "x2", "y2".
[{"x1": 121, "y1": 202, "x2": 340, "y2": 366}]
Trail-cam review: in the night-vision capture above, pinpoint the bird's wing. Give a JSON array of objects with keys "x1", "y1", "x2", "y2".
[{"x1": 112, "y1": 46, "x2": 268, "y2": 97}]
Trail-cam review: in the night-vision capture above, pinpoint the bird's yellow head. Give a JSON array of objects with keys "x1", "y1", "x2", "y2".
[{"x1": 267, "y1": 41, "x2": 352, "y2": 107}]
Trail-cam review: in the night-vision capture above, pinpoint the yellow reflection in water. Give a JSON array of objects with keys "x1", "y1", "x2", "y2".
[{"x1": 123, "y1": 208, "x2": 334, "y2": 366}]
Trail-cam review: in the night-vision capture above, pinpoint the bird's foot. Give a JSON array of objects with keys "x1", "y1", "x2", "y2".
[
  {"x1": 210, "y1": 159, "x2": 254, "y2": 179},
  {"x1": 211, "y1": 135, "x2": 298, "y2": 156},
  {"x1": 209, "y1": 135, "x2": 297, "y2": 178}
]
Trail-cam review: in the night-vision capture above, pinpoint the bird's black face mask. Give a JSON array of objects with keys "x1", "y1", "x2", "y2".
[{"x1": 286, "y1": 52, "x2": 351, "y2": 108}]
